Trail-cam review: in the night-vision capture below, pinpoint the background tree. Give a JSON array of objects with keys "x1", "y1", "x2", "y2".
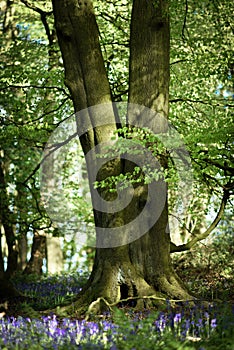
[{"x1": 0, "y1": 0, "x2": 71, "y2": 297}]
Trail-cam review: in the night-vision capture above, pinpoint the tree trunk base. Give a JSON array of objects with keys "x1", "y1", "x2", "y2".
[{"x1": 54, "y1": 269, "x2": 195, "y2": 319}]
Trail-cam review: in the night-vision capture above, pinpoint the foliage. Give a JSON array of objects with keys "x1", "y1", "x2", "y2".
[
  {"x1": 173, "y1": 230, "x2": 234, "y2": 301},
  {"x1": 169, "y1": 0, "x2": 233, "y2": 182},
  {"x1": 0, "y1": 1, "x2": 70, "y2": 239},
  {"x1": 93, "y1": 0, "x2": 131, "y2": 101}
]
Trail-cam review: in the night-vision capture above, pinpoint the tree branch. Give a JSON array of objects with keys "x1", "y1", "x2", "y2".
[
  {"x1": 20, "y1": 0, "x2": 53, "y2": 16},
  {"x1": 22, "y1": 131, "x2": 78, "y2": 185},
  {"x1": 170, "y1": 98, "x2": 234, "y2": 108},
  {"x1": 40, "y1": 11, "x2": 54, "y2": 46},
  {"x1": 182, "y1": 0, "x2": 188, "y2": 42},
  {"x1": 170, "y1": 189, "x2": 230, "y2": 253},
  {"x1": 2, "y1": 98, "x2": 70, "y2": 126},
  {"x1": 202, "y1": 158, "x2": 234, "y2": 175},
  {"x1": 0, "y1": 84, "x2": 70, "y2": 97},
  {"x1": 170, "y1": 59, "x2": 189, "y2": 65}
]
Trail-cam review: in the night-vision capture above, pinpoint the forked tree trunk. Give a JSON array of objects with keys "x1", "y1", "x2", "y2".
[{"x1": 52, "y1": 0, "x2": 193, "y2": 316}]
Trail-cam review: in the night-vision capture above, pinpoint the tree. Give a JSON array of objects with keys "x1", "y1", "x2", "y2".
[
  {"x1": 50, "y1": 0, "x2": 191, "y2": 315},
  {"x1": 0, "y1": 0, "x2": 232, "y2": 312}
]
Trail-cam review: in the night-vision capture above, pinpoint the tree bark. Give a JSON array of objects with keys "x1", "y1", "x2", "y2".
[
  {"x1": 24, "y1": 231, "x2": 46, "y2": 275},
  {"x1": 52, "y1": 0, "x2": 193, "y2": 316}
]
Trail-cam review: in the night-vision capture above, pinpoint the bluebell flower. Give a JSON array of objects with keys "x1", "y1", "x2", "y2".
[
  {"x1": 211, "y1": 318, "x2": 217, "y2": 328},
  {"x1": 174, "y1": 313, "x2": 182, "y2": 323}
]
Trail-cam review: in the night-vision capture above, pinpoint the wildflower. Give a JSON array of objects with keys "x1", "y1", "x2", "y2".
[
  {"x1": 211, "y1": 318, "x2": 217, "y2": 328},
  {"x1": 88, "y1": 322, "x2": 99, "y2": 335},
  {"x1": 174, "y1": 313, "x2": 182, "y2": 323}
]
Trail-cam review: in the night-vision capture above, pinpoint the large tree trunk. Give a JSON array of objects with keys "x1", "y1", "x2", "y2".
[{"x1": 52, "y1": 0, "x2": 193, "y2": 316}]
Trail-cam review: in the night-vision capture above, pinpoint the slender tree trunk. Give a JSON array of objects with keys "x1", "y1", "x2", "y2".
[
  {"x1": 24, "y1": 231, "x2": 46, "y2": 275},
  {"x1": 17, "y1": 231, "x2": 27, "y2": 271},
  {"x1": 52, "y1": 0, "x2": 193, "y2": 316},
  {"x1": 0, "y1": 157, "x2": 20, "y2": 300},
  {"x1": 46, "y1": 237, "x2": 63, "y2": 274},
  {"x1": 0, "y1": 155, "x2": 18, "y2": 279}
]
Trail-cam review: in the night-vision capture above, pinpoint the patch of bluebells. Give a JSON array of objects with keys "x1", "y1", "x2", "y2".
[
  {"x1": 155, "y1": 309, "x2": 217, "y2": 340},
  {"x1": 0, "y1": 315, "x2": 118, "y2": 349},
  {"x1": 0, "y1": 307, "x2": 229, "y2": 350},
  {"x1": 126, "y1": 306, "x2": 219, "y2": 341},
  {"x1": 13, "y1": 272, "x2": 87, "y2": 309}
]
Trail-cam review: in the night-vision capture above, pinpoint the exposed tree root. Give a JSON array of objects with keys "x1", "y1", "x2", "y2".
[{"x1": 84, "y1": 295, "x2": 197, "y2": 320}]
